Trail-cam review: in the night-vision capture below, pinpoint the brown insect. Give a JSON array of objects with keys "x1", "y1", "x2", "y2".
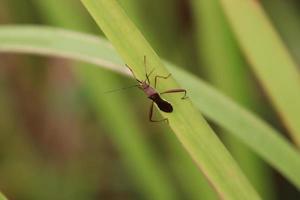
[{"x1": 126, "y1": 56, "x2": 187, "y2": 123}]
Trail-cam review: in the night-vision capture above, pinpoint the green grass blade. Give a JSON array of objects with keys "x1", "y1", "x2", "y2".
[
  {"x1": 80, "y1": 0, "x2": 260, "y2": 199},
  {"x1": 1, "y1": 25, "x2": 300, "y2": 192},
  {"x1": 191, "y1": 0, "x2": 274, "y2": 198},
  {"x1": 118, "y1": 3, "x2": 216, "y2": 198},
  {"x1": 1, "y1": 26, "x2": 300, "y2": 190},
  {"x1": 119, "y1": 1, "x2": 219, "y2": 198},
  {"x1": 219, "y1": 0, "x2": 300, "y2": 146}
]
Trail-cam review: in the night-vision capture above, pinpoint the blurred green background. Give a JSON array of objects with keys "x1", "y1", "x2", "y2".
[{"x1": 0, "y1": 0, "x2": 300, "y2": 199}]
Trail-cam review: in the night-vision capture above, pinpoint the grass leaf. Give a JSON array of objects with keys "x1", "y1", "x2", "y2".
[
  {"x1": 220, "y1": 0, "x2": 300, "y2": 146},
  {"x1": 191, "y1": 0, "x2": 274, "y2": 198},
  {"x1": 81, "y1": 0, "x2": 260, "y2": 199},
  {"x1": 0, "y1": 26, "x2": 300, "y2": 190}
]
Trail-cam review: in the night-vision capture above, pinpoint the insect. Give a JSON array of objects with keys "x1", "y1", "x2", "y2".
[{"x1": 126, "y1": 56, "x2": 187, "y2": 123}]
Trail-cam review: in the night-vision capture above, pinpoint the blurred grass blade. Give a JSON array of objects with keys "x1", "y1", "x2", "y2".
[
  {"x1": 32, "y1": 0, "x2": 92, "y2": 31},
  {"x1": 191, "y1": 0, "x2": 273, "y2": 198},
  {"x1": 80, "y1": 0, "x2": 260, "y2": 199},
  {"x1": 262, "y1": 0, "x2": 300, "y2": 65},
  {"x1": 1, "y1": 25, "x2": 300, "y2": 191},
  {"x1": 0, "y1": 193, "x2": 7, "y2": 200},
  {"x1": 219, "y1": 0, "x2": 300, "y2": 146}
]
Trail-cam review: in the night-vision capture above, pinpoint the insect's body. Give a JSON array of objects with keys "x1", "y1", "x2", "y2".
[
  {"x1": 139, "y1": 82, "x2": 173, "y2": 113},
  {"x1": 126, "y1": 56, "x2": 187, "y2": 123}
]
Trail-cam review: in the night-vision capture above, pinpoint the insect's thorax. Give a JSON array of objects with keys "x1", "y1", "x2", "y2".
[{"x1": 140, "y1": 82, "x2": 158, "y2": 98}]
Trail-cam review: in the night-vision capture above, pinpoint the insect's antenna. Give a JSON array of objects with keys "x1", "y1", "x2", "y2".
[
  {"x1": 144, "y1": 55, "x2": 147, "y2": 74},
  {"x1": 148, "y1": 68, "x2": 155, "y2": 77},
  {"x1": 144, "y1": 56, "x2": 156, "y2": 83},
  {"x1": 144, "y1": 55, "x2": 151, "y2": 83},
  {"x1": 125, "y1": 64, "x2": 142, "y2": 83},
  {"x1": 144, "y1": 68, "x2": 155, "y2": 83},
  {"x1": 104, "y1": 84, "x2": 139, "y2": 94}
]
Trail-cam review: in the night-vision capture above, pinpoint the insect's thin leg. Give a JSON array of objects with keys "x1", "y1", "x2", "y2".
[
  {"x1": 149, "y1": 101, "x2": 169, "y2": 123},
  {"x1": 126, "y1": 64, "x2": 141, "y2": 83},
  {"x1": 154, "y1": 74, "x2": 172, "y2": 88},
  {"x1": 144, "y1": 55, "x2": 151, "y2": 84},
  {"x1": 160, "y1": 89, "x2": 188, "y2": 99}
]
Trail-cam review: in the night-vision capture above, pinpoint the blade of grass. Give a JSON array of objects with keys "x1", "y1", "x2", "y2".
[
  {"x1": 191, "y1": 0, "x2": 274, "y2": 198},
  {"x1": 82, "y1": 0, "x2": 259, "y2": 199},
  {"x1": 1, "y1": 25, "x2": 300, "y2": 190},
  {"x1": 119, "y1": 1, "x2": 217, "y2": 198},
  {"x1": 219, "y1": 0, "x2": 300, "y2": 146},
  {"x1": 80, "y1": 0, "x2": 260, "y2": 199},
  {"x1": 261, "y1": 0, "x2": 300, "y2": 66}
]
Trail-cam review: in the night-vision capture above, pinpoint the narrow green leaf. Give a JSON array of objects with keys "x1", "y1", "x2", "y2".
[
  {"x1": 191, "y1": 0, "x2": 274, "y2": 198},
  {"x1": 219, "y1": 0, "x2": 300, "y2": 146},
  {"x1": 79, "y1": 0, "x2": 260, "y2": 199},
  {"x1": 0, "y1": 26, "x2": 299, "y2": 191}
]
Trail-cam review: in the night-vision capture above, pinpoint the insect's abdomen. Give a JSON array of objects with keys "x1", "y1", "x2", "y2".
[
  {"x1": 149, "y1": 93, "x2": 173, "y2": 113},
  {"x1": 156, "y1": 99, "x2": 173, "y2": 113}
]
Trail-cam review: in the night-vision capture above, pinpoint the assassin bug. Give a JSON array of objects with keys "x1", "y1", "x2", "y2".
[{"x1": 126, "y1": 56, "x2": 187, "y2": 123}]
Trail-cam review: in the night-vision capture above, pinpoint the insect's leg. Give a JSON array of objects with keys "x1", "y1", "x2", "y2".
[
  {"x1": 144, "y1": 55, "x2": 151, "y2": 84},
  {"x1": 154, "y1": 74, "x2": 172, "y2": 88},
  {"x1": 149, "y1": 101, "x2": 169, "y2": 123},
  {"x1": 160, "y1": 89, "x2": 188, "y2": 99},
  {"x1": 125, "y1": 64, "x2": 141, "y2": 83},
  {"x1": 143, "y1": 56, "x2": 156, "y2": 84}
]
